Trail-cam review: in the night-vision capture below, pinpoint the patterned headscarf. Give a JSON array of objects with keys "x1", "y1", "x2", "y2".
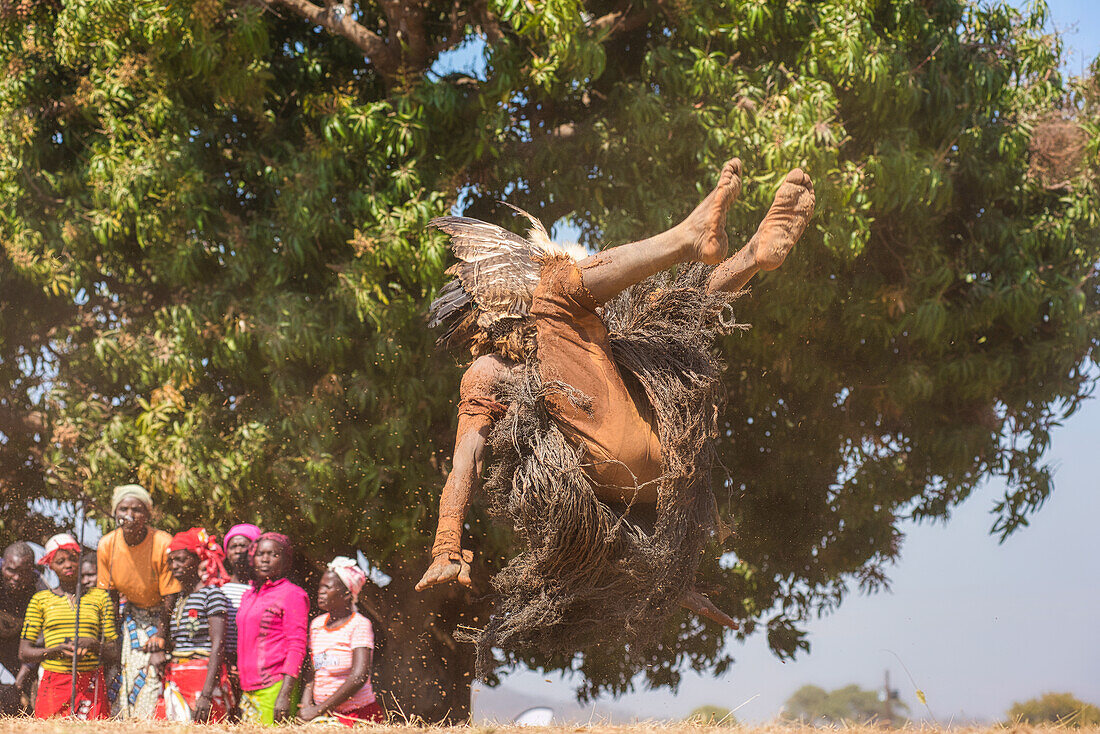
[
  {"x1": 168, "y1": 528, "x2": 229, "y2": 586},
  {"x1": 327, "y1": 556, "x2": 367, "y2": 608},
  {"x1": 40, "y1": 533, "x2": 81, "y2": 566}
]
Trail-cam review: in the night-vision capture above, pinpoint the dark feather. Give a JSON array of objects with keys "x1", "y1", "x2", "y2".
[{"x1": 428, "y1": 212, "x2": 573, "y2": 357}]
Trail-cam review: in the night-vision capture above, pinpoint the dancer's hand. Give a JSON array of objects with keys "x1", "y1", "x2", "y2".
[
  {"x1": 415, "y1": 549, "x2": 474, "y2": 590},
  {"x1": 680, "y1": 589, "x2": 739, "y2": 629}
]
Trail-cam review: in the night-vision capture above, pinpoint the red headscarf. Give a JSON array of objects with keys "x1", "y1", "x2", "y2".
[
  {"x1": 39, "y1": 533, "x2": 81, "y2": 566},
  {"x1": 168, "y1": 528, "x2": 229, "y2": 587}
]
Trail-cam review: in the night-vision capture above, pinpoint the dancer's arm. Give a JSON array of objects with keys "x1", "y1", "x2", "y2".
[
  {"x1": 416, "y1": 355, "x2": 508, "y2": 591},
  {"x1": 415, "y1": 412, "x2": 490, "y2": 590}
]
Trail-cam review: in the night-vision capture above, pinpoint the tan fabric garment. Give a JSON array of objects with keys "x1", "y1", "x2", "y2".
[{"x1": 530, "y1": 257, "x2": 663, "y2": 500}]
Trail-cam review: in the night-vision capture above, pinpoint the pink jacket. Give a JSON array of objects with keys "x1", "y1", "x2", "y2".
[{"x1": 236, "y1": 577, "x2": 310, "y2": 691}]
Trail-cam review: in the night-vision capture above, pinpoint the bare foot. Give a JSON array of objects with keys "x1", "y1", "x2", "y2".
[
  {"x1": 682, "y1": 158, "x2": 742, "y2": 265},
  {"x1": 680, "y1": 588, "x2": 739, "y2": 629},
  {"x1": 749, "y1": 168, "x2": 814, "y2": 271}
]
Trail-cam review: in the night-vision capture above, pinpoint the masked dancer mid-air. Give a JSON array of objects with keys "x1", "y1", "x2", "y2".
[{"x1": 417, "y1": 159, "x2": 815, "y2": 672}]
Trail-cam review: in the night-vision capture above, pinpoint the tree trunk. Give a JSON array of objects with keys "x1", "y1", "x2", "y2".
[{"x1": 364, "y1": 556, "x2": 489, "y2": 723}]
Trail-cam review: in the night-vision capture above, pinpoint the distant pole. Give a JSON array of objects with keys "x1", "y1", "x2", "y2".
[{"x1": 69, "y1": 494, "x2": 87, "y2": 716}]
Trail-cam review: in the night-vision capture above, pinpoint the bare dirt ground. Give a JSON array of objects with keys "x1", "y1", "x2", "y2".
[{"x1": 0, "y1": 721, "x2": 1097, "y2": 734}]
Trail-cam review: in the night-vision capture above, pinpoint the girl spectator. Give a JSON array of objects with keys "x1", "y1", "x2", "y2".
[
  {"x1": 158, "y1": 528, "x2": 233, "y2": 722},
  {"x1": 79, "y1": 554, "x2": 97, "y2": 589},
  {"x1": 19, "y1": 534, "x2": 119, "y2": 719},
  {"x1": 299, "y1": 557, "x2": 383, "y2": 725},
  {"x1": 96, "y1": 484, "x2": 181, "y2": 718},
  {"x1": 236, "y1": 532, "x2": 308, "y2": 724}
]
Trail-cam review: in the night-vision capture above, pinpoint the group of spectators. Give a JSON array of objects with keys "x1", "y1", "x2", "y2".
[{"x1": 0, "y1": 484, "x2": 382, "y2": 725}]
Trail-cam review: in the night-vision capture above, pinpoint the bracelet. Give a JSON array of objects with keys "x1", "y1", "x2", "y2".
[{"x1": 430, "y1": 527, "x2": 462, "y2": 558}]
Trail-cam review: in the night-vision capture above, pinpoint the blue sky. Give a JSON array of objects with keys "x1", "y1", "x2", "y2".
[
  {"x1": 475, "y1": 1, "x2": 1100, "y2": 724},
  {"x1": 1044, "y1": 0, "x2": 1100, "y2": 72}
]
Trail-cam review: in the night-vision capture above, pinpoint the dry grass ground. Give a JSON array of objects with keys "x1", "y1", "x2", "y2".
[{"x1": 1, "y1": 721, "x2": 1099, "y2": 734}]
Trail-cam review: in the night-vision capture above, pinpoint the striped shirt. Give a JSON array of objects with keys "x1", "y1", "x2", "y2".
[
  {"x1": 21, "y1": 588, "x2": 118, "y2": 673},
  {"x1": 220, "y1": 581, "x2": 249, "y2": 663},
  {"x1": 309, "y1": 612, "x2": 375, "y2": 710},
  {"x1": 170, "y1": 586, "x2": 229, "y2": 659}
]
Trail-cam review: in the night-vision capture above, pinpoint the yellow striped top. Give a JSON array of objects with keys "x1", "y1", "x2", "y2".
[{"x1": 20, "y1": 588, "x2": 118, "y2": 672}]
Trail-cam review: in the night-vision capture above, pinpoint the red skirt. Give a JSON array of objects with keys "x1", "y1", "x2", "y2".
[
  {"x1": 34, "y1": 669, "x2": 110, "y2": 720},
  {"x1": 333, "y1": 700, "x2": 385, "y2": 725},
  {"x1": 155, "y1": 657, "x2": 232, "y2": 722}
]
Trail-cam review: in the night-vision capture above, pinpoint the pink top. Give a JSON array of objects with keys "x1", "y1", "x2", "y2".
[
  {"x1": 309, "y1": 612, "x2": 375, "y2": 710},
  {"x1": 236, "y1": 577, "x2": 310, "y2": 691}
]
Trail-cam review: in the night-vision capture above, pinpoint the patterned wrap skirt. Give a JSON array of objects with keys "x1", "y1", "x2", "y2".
[
  {"x1": 116, "y1": 604, "x2": 163, "y2": 718},
  {"x1": 156, "y1": 656, "x2": 232, "y2": 722}
]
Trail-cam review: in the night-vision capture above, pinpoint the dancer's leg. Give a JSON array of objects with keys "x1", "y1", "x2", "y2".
[
  {"x1": 706, "y1": 169, "x2": 815, "y2": 293},
  {"x1": 579, "y1": 158, "x2": 743, "y2": 304}
]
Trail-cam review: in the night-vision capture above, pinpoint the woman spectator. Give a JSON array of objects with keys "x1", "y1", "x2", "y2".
[
  {"x1": 299, "y1": 557, "x2": 383, "y2": 725},
  {"x1": 220, "y1": 523, "x2": 260, "y2": 668},
  {"x1": 19, "y1": 534, "x2": 119, "y2": 719},
  {"x1": 236, "y1": 532, "x2": 308, "y2": 724},
  {"x1": 221, "y1": 523, "x2": 260, "y2": 719},
  {"x1": 158, "y1": 528, "x2": 233, "y2": 722},
  {"x1": 96, "y1": 484, "x2": 181, "y2": 718}
]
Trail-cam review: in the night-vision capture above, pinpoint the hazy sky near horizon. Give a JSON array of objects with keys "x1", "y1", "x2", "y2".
[{"x1": 475, "y1": 0, "x2": 1100, "y2": 724}]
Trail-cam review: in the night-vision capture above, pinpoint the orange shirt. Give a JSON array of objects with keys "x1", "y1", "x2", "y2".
[{"x1": 96, "y1": 527, "x2": 181, "y2": 609}]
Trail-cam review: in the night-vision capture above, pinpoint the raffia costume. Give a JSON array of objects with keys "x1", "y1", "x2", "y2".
[{"x1": 430, "y1": 215, "x2": 740, "y2": 675}]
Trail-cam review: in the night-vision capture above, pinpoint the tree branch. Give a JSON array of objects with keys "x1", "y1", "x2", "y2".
[
  {"x1": 265, "y1": 0, "x2": 502, "y2": 83},
  {"x1": 0, "y1": 405, "x2": 46, "y2": 440},
  {"x1": 377, "y1": 0, "x2": 429, "y2": 72},
  {"x1": 266, "y1": 0, "x2": 399, "y2": 77},
  {"x1": 587, "y1": 0, "x2": 660, "y2": 37}
]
